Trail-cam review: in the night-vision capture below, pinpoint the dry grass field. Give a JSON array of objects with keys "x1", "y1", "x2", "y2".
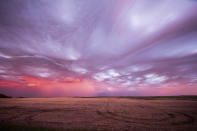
[{"x1": 0, "y1": 97, "x2": 197, "y2": 131}]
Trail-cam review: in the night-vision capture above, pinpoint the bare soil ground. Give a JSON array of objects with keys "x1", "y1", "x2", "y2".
[{"x1": 0, "y1": 98, "x2": 197, "y2": 131}]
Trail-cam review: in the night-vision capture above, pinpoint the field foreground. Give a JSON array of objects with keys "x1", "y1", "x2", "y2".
[{"x1": 0, "y1": 98, "x2": 197, "y2": 131}]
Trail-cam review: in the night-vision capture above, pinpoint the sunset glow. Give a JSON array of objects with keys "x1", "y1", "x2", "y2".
[{"x1": 0, "y1": 0, "x2": 197, "y2": 97}]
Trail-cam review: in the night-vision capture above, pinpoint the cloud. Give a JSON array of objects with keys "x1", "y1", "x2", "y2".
[{"x1": 0, "y1": 0, "x2": 197, "y2": 97}]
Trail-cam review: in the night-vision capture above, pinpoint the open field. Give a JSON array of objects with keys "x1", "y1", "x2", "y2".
[{"x1": 0, "y1": 97, "x2": 197, "y2": 131}]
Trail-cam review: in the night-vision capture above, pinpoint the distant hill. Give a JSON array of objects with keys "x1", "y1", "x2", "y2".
[
  {"x1": 18, "y1": 96, "x2": 26, "y2": 98},
  {"x1": 0, "y1": 93, "x2": 11, "y2": 98},
  {"x1": 75, "y1": 95, "x2": 197, "y2": 100}
]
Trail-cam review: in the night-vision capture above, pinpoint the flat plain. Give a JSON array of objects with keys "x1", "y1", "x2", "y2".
[{"x1": 0, "y1": 97, "x2": 197, "y2": 131}]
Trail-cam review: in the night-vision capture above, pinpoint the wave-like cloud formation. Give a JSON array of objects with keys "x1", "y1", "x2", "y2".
[{"x1": 0, "y1": 0, "x2": 197, "y2": 97}]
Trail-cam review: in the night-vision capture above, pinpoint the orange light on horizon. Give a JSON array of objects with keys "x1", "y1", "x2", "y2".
[{"x1": 19, "y1": 76, "x2": 96, "y2": 96}]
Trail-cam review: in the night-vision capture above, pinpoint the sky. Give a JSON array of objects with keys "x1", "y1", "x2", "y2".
[{"x1": 0, "y1": 0, "x2": 197, "y2": 97}]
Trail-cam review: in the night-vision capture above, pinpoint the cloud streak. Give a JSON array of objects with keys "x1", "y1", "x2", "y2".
[{"x1": 0, "y1": 0, "x2": 197, "y2": 97}]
